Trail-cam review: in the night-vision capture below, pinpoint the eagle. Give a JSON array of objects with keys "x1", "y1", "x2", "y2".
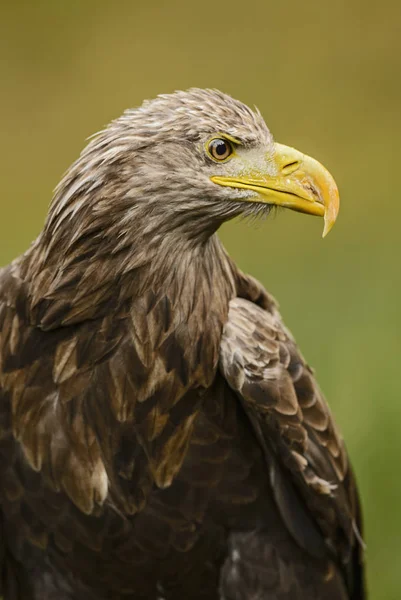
[{"x1": 0, "y1": 89, "x2": 365, "y2": 599}]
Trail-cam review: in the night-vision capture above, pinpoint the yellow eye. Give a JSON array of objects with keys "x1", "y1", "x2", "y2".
[{"x1": 208, "y1": 138, "x2": 233, "y2": 161}]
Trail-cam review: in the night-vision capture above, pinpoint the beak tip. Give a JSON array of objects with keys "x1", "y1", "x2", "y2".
[
  {"x1": 322, "y1": 214, "x2": 337, "y2": 238},
  {"x1": 322, "y1": 189, "x2": 340, "y2": 238}
]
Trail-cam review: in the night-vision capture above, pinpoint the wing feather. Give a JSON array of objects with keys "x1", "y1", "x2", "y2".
[{"x1": 220, "y1": 296, "x2": 365, "y2": 597}]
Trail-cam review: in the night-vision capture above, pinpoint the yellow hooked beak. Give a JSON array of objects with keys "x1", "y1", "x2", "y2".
[{"x1": 211, "y1": 143, "x2": 339, "y2": 237}]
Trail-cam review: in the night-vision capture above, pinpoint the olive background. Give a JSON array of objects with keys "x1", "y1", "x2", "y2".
[{"x1": 1, "y1": 1, "x2": 400, "y2": 597}]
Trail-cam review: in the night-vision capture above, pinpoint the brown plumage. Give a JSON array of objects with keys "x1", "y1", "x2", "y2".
[{"x1": 0, "y1": 89, "x2": 364, "y2": 599}]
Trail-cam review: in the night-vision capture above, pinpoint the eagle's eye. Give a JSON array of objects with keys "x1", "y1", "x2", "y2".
[{"x1": 207, "y1": 138, "x2": 233, "y2": 162}]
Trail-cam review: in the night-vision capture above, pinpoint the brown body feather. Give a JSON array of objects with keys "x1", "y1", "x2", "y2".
[{"x1": 0, "y1": 89, "x2": 365, "y2": 599}]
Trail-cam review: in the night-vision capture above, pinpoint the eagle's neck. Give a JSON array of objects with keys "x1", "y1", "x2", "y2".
[{"x1": 20, "y1": 231, "x2": 237, "y2": 331}]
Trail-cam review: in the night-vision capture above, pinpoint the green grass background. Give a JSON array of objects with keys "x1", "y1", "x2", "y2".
[{"x1": 1, "y1": 1, "x2": 400, "y2": 597}]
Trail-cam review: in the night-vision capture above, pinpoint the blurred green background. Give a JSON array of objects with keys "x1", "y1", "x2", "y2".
[{"x1": 1, "y1": 0, "x2": 400, "y2": 597}]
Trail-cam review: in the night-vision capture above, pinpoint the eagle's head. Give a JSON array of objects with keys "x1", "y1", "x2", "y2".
[{"x1": 44, "y1": 89, "x2": 338, "y2": 253}]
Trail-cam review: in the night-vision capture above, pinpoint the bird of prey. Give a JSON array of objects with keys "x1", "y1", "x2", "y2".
[{"x1": 0, "y1": 89, "x2": 365, "y2": 600}]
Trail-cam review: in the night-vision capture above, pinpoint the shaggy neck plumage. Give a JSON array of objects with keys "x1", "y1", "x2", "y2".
[{"x1": 22, "y1": 211, "x2": 237, "y2": 330}]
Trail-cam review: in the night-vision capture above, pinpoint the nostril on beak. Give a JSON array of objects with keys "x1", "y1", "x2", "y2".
[{"x1": 281, "y1": 160, "x2": 301, "y2": 176}]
